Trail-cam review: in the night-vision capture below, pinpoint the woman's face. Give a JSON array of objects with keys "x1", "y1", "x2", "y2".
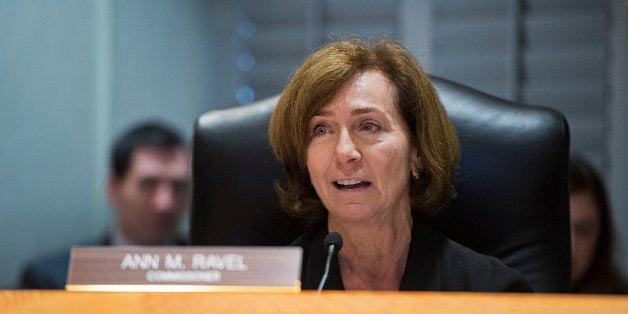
[
  {"x1": 570, "y1": 191, "x2": 601, "y2": 284},
  {"x1": 305, "y1": 70, "x2": 420, "y2": 224}
]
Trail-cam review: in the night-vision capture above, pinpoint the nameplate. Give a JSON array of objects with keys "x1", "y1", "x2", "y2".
[{"x1": 65, "y1": 246, "x2": 302, "y2": 293}]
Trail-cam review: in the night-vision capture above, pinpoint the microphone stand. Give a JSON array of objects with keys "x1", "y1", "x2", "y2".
[
  {"x1": 317, "y1": 232, "x2": 342, "y2": 293},
  {"x1": 317, "y1": 243, "x2": 336, "y2": 293}
]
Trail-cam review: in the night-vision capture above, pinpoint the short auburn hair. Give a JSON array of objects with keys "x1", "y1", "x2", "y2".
[{"x1": 269, "y1": 39, "x2": 460, "y2": 223}]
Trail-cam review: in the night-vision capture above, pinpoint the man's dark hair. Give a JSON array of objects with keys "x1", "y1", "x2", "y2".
[{"x1": 110, "y1": 121, "x2": 185, "y2": 178}]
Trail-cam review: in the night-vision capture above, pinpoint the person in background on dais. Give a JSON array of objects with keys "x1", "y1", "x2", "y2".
[
  {"x1": 20, "y1": 121, "x2": 190, "y2": 289},
  {"x1": 569, "y1": 156, "x2": 627, "y2": 294},
  {"x1": 268, "y1": 38, "x2": 532, "y2": 292}
]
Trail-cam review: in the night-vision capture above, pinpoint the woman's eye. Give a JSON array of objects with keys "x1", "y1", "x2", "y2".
[
  {"x1": 361, "y1": 122, "x2": 381, "y2": 132},
  {"x1": 575, "y1": 223, "x2": 594, "y2": 238},
  {"x1": 312, "y1": 124, "x2": 329, "y2": 136}
]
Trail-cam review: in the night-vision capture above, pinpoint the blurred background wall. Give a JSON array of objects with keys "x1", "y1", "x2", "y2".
[
  {"x1": 1, "y1": 0, "x2": 626, "y2": 288},
  {"x1": 0, "y1": 0, "x2": 216, "y2": 288}
]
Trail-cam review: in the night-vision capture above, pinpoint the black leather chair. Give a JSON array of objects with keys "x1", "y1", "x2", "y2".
[{"x1": 190, "y1": 76, "x2": 571, "y2": 293}]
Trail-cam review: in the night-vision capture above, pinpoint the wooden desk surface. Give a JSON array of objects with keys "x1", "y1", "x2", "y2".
[{"x1": 2, "y1": 290, "x2": 628, "y2": 314}]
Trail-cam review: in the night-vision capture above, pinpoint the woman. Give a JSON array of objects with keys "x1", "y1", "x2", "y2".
[
  {"x1": 570, "y1": 157, "x2": 627, "y2": 294},
  {"x1": 269, "y1": 39, "x2": 531, "y2": 292}
]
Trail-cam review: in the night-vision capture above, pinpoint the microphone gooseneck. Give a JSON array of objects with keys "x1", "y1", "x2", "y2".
[{"x1": 317, "y1": 232, "x2": 343, "y2": 293}]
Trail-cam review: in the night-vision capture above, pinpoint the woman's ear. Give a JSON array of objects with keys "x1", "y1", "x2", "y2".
[{"x1": 411, "y1": 148, "x2": 422, "y2": 180}]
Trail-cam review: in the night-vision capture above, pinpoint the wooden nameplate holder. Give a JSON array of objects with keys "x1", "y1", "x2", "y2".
[{"x1": 65, "y1": 246, "x2": 302, "y2": 293}]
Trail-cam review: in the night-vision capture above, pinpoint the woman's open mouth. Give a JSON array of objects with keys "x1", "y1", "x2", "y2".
[{"x1": 334, "y1": 180, "x2": 371, "y2": 191}]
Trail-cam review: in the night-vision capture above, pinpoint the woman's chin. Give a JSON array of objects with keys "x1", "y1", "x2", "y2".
[{"x1": 328, "y1": 206, "x2": 383, "y2": 225}]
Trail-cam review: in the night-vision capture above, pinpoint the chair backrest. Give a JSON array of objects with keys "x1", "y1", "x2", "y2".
[{"x1": 190, "y1": 76, "x2": 571, "y2": 293}]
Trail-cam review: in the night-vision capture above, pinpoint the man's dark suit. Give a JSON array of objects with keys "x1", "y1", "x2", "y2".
[
  {"x1": 20, "y1": 235, "x2": 186, "y2": 289},
  {"x1": 20, "y1": 236, "x2": 111, "y2": 289}
]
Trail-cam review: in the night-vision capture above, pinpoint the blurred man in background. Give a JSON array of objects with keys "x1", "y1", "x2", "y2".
[{"x1": 20, "y1": 121, "x2": 190, "y2": 289}]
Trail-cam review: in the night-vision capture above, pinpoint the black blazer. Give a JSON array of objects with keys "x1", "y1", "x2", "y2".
[{"x1": 293, "y1": 216, "x2": 533, "y2": 292}]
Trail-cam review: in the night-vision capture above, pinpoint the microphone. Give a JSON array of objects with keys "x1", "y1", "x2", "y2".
[{"x1": 317, "y1": 232, "x2": 343, "y2": 293}]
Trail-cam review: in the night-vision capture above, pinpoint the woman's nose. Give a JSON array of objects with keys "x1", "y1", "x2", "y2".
[{"x1": 335, "y1": 129, "x2": 361, "y2": 164}]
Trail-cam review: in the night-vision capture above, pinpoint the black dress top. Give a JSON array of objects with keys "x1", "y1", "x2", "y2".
[{"x1": 292, "y1": 217, "x2": 533, "y2": 292}]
